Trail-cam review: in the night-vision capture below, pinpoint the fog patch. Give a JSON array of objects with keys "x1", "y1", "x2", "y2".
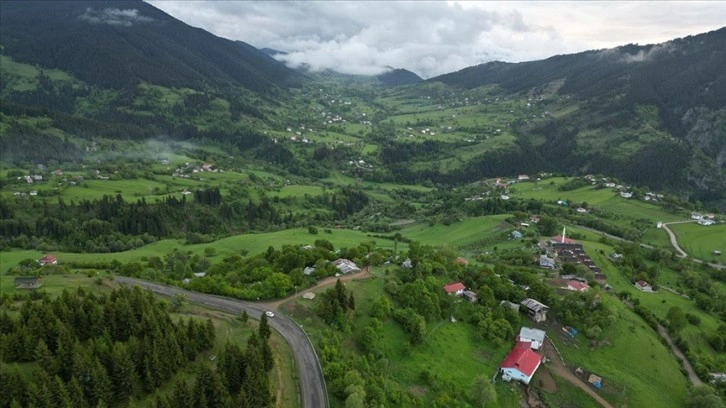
[{"x1": 78, "y1": 8, "x2": 154, "y2": 27}]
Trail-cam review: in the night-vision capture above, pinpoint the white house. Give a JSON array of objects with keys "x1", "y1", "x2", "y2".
[
  {"x1": 517, "y1": 327, "x2": 546, "y2": 350},
  {"x1": 635, "y1": 280, "x2": 654, "y2": 292},
  {"x1": 333, "y1": 259, "x2": 360, "y2": 274},
  {"x1": 500, "y1": 341, "x2": 542, "y2": 384}
]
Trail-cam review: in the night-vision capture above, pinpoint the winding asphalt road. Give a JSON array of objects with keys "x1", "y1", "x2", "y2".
[{"x1": 115, "y1": 277, "x2": 327, "y2": 408}]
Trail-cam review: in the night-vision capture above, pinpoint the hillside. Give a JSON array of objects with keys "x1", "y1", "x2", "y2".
[
  {"x1": 377, "y1": 68, "x2": 423, "y2": 87},
  {"x1": 429, "y1": 28, "x2": 726, "y2": 201},
  {"x1": 0, "y1": 0, "x2": 301, "y2": 91}
]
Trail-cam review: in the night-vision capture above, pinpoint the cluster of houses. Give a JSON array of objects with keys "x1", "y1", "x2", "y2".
[
  {"x1": 540, "y1": 230, "x2": 606, "y2": 283},
  {"x1": 692, "y1": 212, "x2": 717, "y2": 226},
  {"x1": 172, "y1": 162, "x2": 221, "y2": 178}
]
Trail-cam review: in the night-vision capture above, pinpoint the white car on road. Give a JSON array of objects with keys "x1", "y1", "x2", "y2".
[{"x1": 265, "y1": 311, "x2": 275, "y2": 318}]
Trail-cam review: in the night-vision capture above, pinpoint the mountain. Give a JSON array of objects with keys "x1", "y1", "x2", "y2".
[
  {"x1": 0, "y1": 0, "x2": 301, "y2": 91},
  {"x1": 376, "y1": 68, "x2": 423, "y2": 87},
  {"x1": 430, "y1": 28, "x2": 726, "y2": 200}
]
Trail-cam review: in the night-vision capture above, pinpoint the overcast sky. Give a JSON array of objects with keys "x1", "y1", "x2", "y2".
[{"x1": 147, "y1": 1, "x2": 725, "y2": 78}]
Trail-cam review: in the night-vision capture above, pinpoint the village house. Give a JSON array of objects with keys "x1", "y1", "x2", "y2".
[
  {"x1": 500, "y1": 341, "x2": 542, "y2": 384},
  {"x1": 15, "y1": 276, "x2": 43, "y2": 289},
  {"x1": 517, "y1": 327, "x2": 546, "y2": 350},
  {"x1": 500, "y1": 300, "x2": 521, "y2": 313},
  {"x1": 38, "y1": 254, "x2": 57, "y2": 266},
  {"x1": 635, "y1": 280, "x2": 654, "y2": 292},
  {"x1": 539, "y1": 254, "x2": 556, "y2": 269},
  {"x1": 521, "y1": 298, "x2": 549, "y2": 323},
  {"x1": 303, "y1": 267, "x2": 316, "y2": 276},
  {"x1": 443, "y1": 282, "x2": 466, "y2": 296},
  {"x1": 566, "y1": 280, "x2": 590, "y2": 292},
  {"x1": 511, "y1": 231, "x2": 523, "y2": 239},
  {"x1": 333, "y1": 259, "x2": 360, "y2": 274}
]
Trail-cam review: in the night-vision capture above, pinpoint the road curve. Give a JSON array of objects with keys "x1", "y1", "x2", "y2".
[
  {"x1": 661, "y1": 221, "x2": 693, "y2": 258},
  {"x1": 115, "y1": 277, "x2": 327, "y2": 408}
]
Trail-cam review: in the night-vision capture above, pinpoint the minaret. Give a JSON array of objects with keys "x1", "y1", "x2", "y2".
[{"x1": 561, "y1": 227, "x2": 566, "y2": 243}]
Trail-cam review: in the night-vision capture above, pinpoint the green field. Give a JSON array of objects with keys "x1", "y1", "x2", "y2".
[
  {"x1": 0, "y1": 227, "x2": 398, "y2": 273},
  {"x1": 670, "y1": 222, "x2": 726, "y2": 261},
  {"x1": 399, "y1": 214, "x2": 513, "y2": 248},
  {"x1": 549, "y1": 294, "x2": 689, "y2": 408}
]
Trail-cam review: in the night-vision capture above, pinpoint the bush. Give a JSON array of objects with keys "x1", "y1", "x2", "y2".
[{"x1": 686, "y1": 313, "x2": 701, "y2": 326}]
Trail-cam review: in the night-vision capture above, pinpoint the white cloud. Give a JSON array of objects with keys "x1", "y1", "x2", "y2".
[
  {"x1": 79, "y1": 7, "x2": 154, "y2": 26},
  {"x1": 147, "y1": 1, "x2": 725, "y2": 78}
]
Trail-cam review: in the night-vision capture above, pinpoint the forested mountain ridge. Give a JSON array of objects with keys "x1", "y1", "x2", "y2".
[
  {"x1": 0, "y1": 0, "x2": 301, "y2": 91},
  {"x1": 430, "y1": 28, "x2": 726, "y2": 201}
]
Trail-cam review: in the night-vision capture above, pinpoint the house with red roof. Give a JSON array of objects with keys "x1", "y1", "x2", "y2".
[
  {"x1": 443, "y1": 282, "x2": 466, "y2": 296},
  {"x1": 38, "y1": 254, "x2": 57, "y2": 266},
  {"x1": 500, "y1": 341, "x2": 542, "y2": 384},
  {"x1": 566, "y1": 280, "x2": 590, "y2": 292}
]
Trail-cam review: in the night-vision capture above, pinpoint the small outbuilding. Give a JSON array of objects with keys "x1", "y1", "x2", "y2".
[
  {"x1": 521, "y1": 298, "x2": 549, "y2": 323},
  {"x1": 517, "y1": 327, "x2": 546, "y2": 350}
]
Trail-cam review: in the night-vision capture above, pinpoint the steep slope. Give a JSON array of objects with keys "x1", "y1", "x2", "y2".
[
  {"x1": 429, "y1": 28, "x2": 726, "y2": 200},
  {"x1": 0, "y1": 0, "x2": 301, "y2": 91}
]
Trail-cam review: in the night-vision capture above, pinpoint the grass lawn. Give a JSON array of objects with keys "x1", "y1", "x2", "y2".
[
  {"x1": 669, "y1": 222, "x2": 726, "y2": 261},
  {"x1": 548, "y1": 295, "x2": 689, "y2": 408},
  {"x1": 399, "y1": 214, "x2": 512, "y2": 248}
]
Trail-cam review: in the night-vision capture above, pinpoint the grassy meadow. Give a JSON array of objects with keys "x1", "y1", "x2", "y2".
[{"x1": 669, "y1": 222, "x2": 726, "y2": 261}]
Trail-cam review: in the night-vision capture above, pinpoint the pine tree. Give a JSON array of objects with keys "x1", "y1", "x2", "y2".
[
  {"x1": 170, "y1": 380, "x2": 193, "y2": 408},
  {"x1": 110, "y1": 343, "x2": 137, "y2": 402},
  {"x1": 66, "y1": 376, "x2": 87, "y2": 408},
  {"x1": 258, "y1": 313, "x2": 271, "y2": 341},
  {"x1": 51, "y1": 375, "x2": 73, "y2": 408}
]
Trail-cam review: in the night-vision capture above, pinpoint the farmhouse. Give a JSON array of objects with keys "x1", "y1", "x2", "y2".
[
  {"x1": 521, "y1": 298, "x2": 549, "y2": 323},
  {"x1": 443, "y1": 282, "x2": 466, "y2": 296},
  {"x1": 500, "y1": 341, "x2": 542, "y2": 384},
  {"x1": 511, "y1": 231, "x2": 523, "y2": 239},
  {"x1": 38, "y1": 254, "x2": 57, "y2": 266},
  {"x1": 15, "y1": 276, "x2": 43, "y2": 289},
  {"x1": 333, "y1": 259, "x2": 360, "y2": 274},
  {"x1": 303, "y1": 267, "x2": 316, "y2": 276},
  {"x1": 635, "y1": 280, "x2": 654, "y2": 292},
  {"x1": 566, "y1": 280, "x2": 590, "y2": 292},
  {"x1": 517, "y1": 327, "x2": 546, "y2": 350},
  {"x1": 539, "y1": 255, "x2": 556, "y2": 269},
  {"x1": 698, "y1": 219, "x2": 715, "y2": 226}
]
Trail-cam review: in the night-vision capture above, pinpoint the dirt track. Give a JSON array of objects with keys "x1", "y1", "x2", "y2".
[
  {"x1": 541, "y1": 341, "x2": 615, "y2": 408},
  {"x1": 262, "y1": 267, "x2": 372, "y2": 310}
]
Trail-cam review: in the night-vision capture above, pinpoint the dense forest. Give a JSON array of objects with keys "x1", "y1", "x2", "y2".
[{"x1": 0, "y1": 285, "x2": 275, "y2": 408}]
